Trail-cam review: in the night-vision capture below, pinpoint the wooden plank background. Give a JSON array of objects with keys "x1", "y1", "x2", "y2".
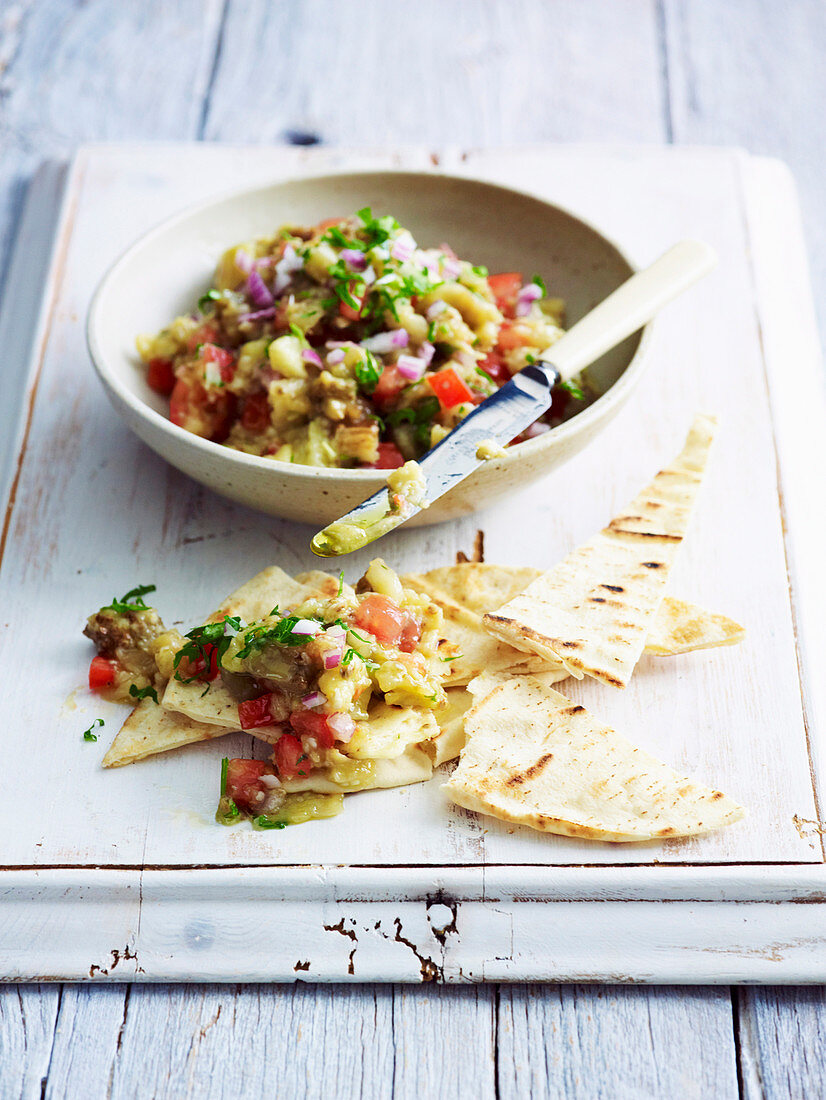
[{"x1": 1, "y1": 0, "x2": 825, "y2": 1094}]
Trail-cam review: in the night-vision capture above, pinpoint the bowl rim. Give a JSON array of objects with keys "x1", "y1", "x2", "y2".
[{"x1": 86, "y1": 166, "x2": 654, "y2": 481}]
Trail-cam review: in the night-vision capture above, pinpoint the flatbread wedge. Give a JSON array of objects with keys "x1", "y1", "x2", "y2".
[
  {"x1": 483, "y1": 415, "x2": 717, "y2": 687},
  {"x1": 102, "y1": 699, "x2": 235, "y2": 768},
  {"x1": 444, "y1": 674, "x2": 745, "y2": 841},
  {"x1": 645, "y1": 596, "x2": 745, "y2": 656}
]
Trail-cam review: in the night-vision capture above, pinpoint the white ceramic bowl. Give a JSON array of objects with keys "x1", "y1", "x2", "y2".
[{"x1": 87, "y1": 170, "x2": 651, "y2": 526}]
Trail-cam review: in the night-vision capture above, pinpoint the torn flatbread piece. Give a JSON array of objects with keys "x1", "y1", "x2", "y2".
[
  {"x1": 102, "y1": 698, "x2": 235, "y2": 768},
  {"x1": 444, "y1": 675, "x2": 745, "y2": 841},
  {"x1": 483, "y1": 415, "x2": 717, "y2": 687}
]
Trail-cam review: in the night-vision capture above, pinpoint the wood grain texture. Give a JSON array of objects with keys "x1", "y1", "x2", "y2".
[
  {"x1": 663, "y1": 0, "x2": 826, "y2": 334},
  {"x1": 738, "y1": 987, "x2": 826, "y2": 1100},
  {"x1": 204, "y1": 0, "x2": 665, "y2": 146},
  {"x1": 498, "y1": 984, "x2": 739, "y2": 1100},
  {"x1": 0, "y1": 985, "x2": 60, "y2": 1100}
]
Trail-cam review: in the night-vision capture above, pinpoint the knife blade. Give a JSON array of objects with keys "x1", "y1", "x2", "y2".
[{"x1": 310, "y1": 361, "x2": 560, "y2": 556}]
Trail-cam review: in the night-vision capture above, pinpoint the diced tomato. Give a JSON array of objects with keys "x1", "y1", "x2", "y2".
[
  {"x1": 146, "y1": 357, "x2": 175, "y2": 396},
  {"x1": 372, "y1": 365, "x2": 406, "y2": 408},
  {"x1": 201, "y1": 343, "x2": 236, "y2": 383},
  {"x1": 169, "y1": 378, "x2": 236, "y2": 442},
  {"x1": 225, "y1": 758, "x2": 269, "y2": 813},
  {"x1": 398, "y1": 617, "x2": 422, "y2": 653},
  {"x1": 89, "y1": 655, "x2": 119, "y2": 691},
  {"x1": 338, "y1": 284, "x2": 366, "y2": 321},
  {"x1": 290, "y1": 710, "x2": 336, "y2": 750},
  {"x1": 370, "y1": 442, "x2": 405, "y2": 469},
  {"x1": 478, "y1": 351, "x2": 510, "y2": 385},
  {"x1": 241, "y1": 391, "x2": 271, "y2": 433},
  {"x1": 238, "y1": 694, "x2": 275, "y2": 730},
  {"x1": 496, "y1": 322, "x2": 533, "y2": 351},
  {"x1": 316, "y1": 216, "x2": 345, "y2": 231},
  {"x1": 186, "y1": 322, "x2": 220, "y2": 354},
  {"x1": 352, "y1": 594, "x2": 404, "y2": 644},
  {"x1": 488, "y1": 272, "x2": 523, "y2": 318},
  {"x1": 274, "y1": 733, "x2": 309, "y2": 780},
  {"x1": 427, "y1": 367, "x2": 476, "y2": 410}
]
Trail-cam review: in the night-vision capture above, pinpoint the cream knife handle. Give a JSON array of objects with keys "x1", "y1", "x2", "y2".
[{"x1": 546, "y1": 239, "x2": 717, "y2": 382}]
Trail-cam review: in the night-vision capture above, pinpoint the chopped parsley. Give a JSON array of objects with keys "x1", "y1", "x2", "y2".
[
  {"x1": 233, "y1": 614, "x2": 320, "y2": 660},
  {"x1": 129, "y1": 684, "x2": 159, "y2": 704},
  {"x1": 337, "y1": 571, "x2": 345, "y2": 596},
  {"x1": 105, "y1": 584, "x2": 156, "y2": 614},
  {"x1": 472, "y1": 264, "x2": 488, "y2": 277},
  {"x1": 289, "y1": 322, "x2": 309, "y2": 347},
  {"x1": 531, "y1": 274, "x2": 546, "y2": 295},
  {"x1": 475, "y1": 366, "x2": 495, "y2": 385},
  {"x1": 560, "y1": 379, "x2": 585, "y2": 401},
  {"x1": 440, "y1": 654, "x2": 463, "y2": 662},
  {"x1": 353, "y1": 350, "x2": 381, "y2": 394},
  {"x1": 386, "y1": 396, "x2": 439, "y2": 447},
  {"x1": 253, "y1": 816, "x2": 287, "y2": 830},
  {"x1": 198, "y1": 288, "x2": 221, "y2": 312},
  {"x1": 173, "y1": 615, "x2": 241, "y2": 682},
  {"x1": 83, "y1": 718, "x2": 104, "y2": 742}
]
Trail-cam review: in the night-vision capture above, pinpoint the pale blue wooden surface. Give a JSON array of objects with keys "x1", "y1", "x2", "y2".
[{"x1": 1, "y1": 1, "x2": 825, "y2": 1095}]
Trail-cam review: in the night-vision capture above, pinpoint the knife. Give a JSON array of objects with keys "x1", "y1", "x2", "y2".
[{"x1": 311, "y1": 239, "x2": 717, "y2": 557}]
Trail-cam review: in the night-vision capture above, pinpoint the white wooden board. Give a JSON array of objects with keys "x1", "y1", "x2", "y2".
[{"x1": 0, "y1": 143, "x2": 824, "y2": 981}]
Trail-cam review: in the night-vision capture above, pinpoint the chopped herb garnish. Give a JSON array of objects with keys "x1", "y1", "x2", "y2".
[
  {"x1": 215, "y1": 757, "x2": 241, "y2": 825},
  {"x1": 440, "y1": 654, "x2": 463, "y2": 662},
  {"x1": 337, "y1": 571, "x2": 345, "y2": 596},
  {"x1": 475, "y1": 366, "x2": 495, "y2": 384},
  {"x1": 353, "y1": 351, "x2": 381, "y2": 394},
  {"x1": 198, "y1": 288, "x2": 221, "y2": 312},
  {"x1": 531, "y1": 274, "x2": 546, "y2": 295},
  {"x1": 472, "y1": 264, "x2": 489, "y2": 277},
  {"x1": 83, "y1": 718, "x2": 104, "y2": 742},
  {"x1": 105, "y1": 584, "x2": 156, "y2": 614},
  {"x1": 289, "y1": 322, "x2": 309, "y2": 347},
  {"x1": 341, "y1": 647, "x2": 379, "y2": 671},
  {"x1": 173, "y1": 615, "x2": 241, "y2": 682},
  {"x1": 233, "y1": 614, "x2": 320, "y2": 660},
  {"x1": 254, "y1": 816, "x2": 288, "y2": 829},
  {"x1": 129, "y1": 684, "x2": 159, "y2": 704},
  {"x1": 560, "y1": 379, "x2": 585, "y2": 401},
  {"x1": 387, "y1": 396, "x2": 438, "y2": 448}
]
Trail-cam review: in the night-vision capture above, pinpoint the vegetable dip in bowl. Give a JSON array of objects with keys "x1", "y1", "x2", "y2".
[{"x1": 87, "y1": 170, "x2": 652, "y2": 526}]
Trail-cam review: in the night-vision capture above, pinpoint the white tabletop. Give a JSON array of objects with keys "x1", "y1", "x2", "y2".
[{"x1": 1, "y1": 1, "x2": 825, "y2": 1095}]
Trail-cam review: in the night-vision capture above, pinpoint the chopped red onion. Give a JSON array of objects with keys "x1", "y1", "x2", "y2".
[
  {"x1": 326, "y1": 348, "x2": 346, "y2": 366},
  {"x1": 238, "y1": 307, "x2": 277, "y2": 324},
  {"x1": 327, "y1": 712, "x2": 356, "y2": 743},
  {"x1": 255, "y1": 256, "x2": 275, "y2": 270},
  {"x1": 259, "y1": 773, "x2": 281, "y2": 789},
  {"x1": 341, "y1": 248, "x2": 367, "y2": 271},
  {"x1": 324, "y1": 650, "x2": 342, "y2": 670},
  {"x1": 515, "y1": 283, "x2": 543, "y2": 317},
  {"x1": 361, "y1": 329, "x2": 409, "y2": 354},
  {"x1": 326, "y1": 340, "x2": 353, "y2": 349},
  {"x1": 235, "y1": 249, "x2": 252, "y2": 275},
  {"x1": 418, "y1": 341, "x2": 435, "y2": 365},
  {"x1": 396, "y1": 354, "x2": 426, "y2": 381},
  {"x1": 246, "y1": 268, "x2": 274, "y2": 308},
  {"x1": 302, "y1": 348, "x2": 323, "y2": 368},
  {"x1": 273, "y1": 243, "x2": 304, "y2": 294},
  {"x1": 362, "y1": 264, "x2": 376, "y2": 285},
  {"x1": 441, "y1": 256, "x2": 461, "y2": 279},
  {"x1": 390, "y1": 233, "x2": 416, "y2": 262},
  {"x1": 426, "y1": 300, "x2": 447, "y2": 322},
  {"x1": 525, "y1": 421, "x2": 550, "y2": 438},
  {"x1": 301, "y1": 690, "x2": 327, "y2": 708},
  {"x1": 291, "y1": 619, "x2": 321, "y2": 637}
]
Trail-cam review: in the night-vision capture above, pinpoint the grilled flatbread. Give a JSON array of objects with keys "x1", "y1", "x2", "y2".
[
  {"x1": 444, "y1": 673, "x2": 745, "y2": 841},
  {"x1": 102, "y1": 698, "x2": 235, "y2": 767},
  {"x1": 483, "y1": 415, "x2": 717, "y2": 687}
]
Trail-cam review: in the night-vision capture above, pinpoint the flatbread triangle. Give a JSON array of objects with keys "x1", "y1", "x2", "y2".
[
  {"x1": 444, "y1": 672, "x2": 745, "y2": 842},
  {"x1": 483, "y1": 414, "x2": 716, "y2": 687}
]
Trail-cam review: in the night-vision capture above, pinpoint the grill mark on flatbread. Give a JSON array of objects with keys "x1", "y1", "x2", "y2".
[
  {"x1": 480, "y1": 417, "x2": 717, "y2": 687},
  {"x1": 602, "y1": 584, "x2": 624, "y2": 593},
  {"x1": 444, "y1": 676, "x2": 745, "y2": 841}
]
